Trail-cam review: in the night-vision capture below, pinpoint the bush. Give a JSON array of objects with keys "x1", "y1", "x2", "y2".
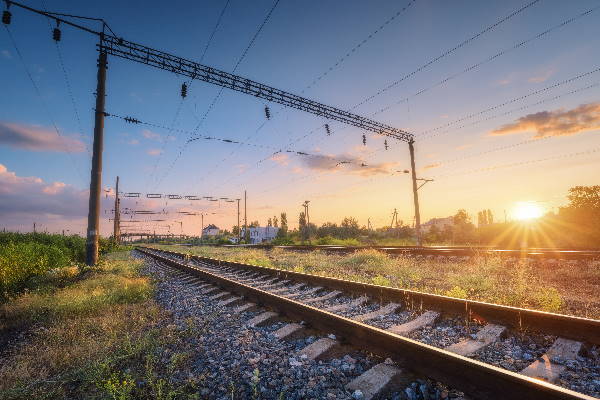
[{"x1": 0, "y1": 242, "x2": 72, "y2": 302}]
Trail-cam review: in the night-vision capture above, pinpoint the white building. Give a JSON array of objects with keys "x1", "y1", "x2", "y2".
[
  {"x1": 421, "y1": 216, "x2": 453, "y2": 233},
  {"x1": 240, "y1": 226, "x2": 279, "y2": 244},
  {"x1": 202, "y1": 224, "x2": 220, "y2": 237}
]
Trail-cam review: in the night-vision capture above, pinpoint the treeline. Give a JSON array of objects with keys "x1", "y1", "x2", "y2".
[{"x1": 0, "y1": 232, "x2": 119, "y2": 303}]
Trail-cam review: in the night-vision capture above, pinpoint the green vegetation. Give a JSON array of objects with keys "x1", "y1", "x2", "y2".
[
  {"x1": 161, "y1": 244, "x2": 598, "y2": 318},
  {"x1": 0, "y1": 250, "x2": 199, "y2": 400},
  {"x1": 0, "y1": 232, "x2": 125, "y2": 303}
]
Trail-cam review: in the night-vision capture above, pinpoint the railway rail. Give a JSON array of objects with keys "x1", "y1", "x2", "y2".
[
  {"x1": 197, "y1": 244, "x2": 600, "y2": 260},
  {"x1": 136, "y1": 246, "x2": 600, "y2": 400}
]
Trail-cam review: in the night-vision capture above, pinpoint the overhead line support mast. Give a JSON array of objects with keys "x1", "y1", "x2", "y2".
[{"x1": 6, "y1": 0, "x2": 425, "y2": 261}]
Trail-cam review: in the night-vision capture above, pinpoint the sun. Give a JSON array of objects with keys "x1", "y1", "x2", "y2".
[{"x1": 513, "y1": 202, "x2": 543, "y2": 221}]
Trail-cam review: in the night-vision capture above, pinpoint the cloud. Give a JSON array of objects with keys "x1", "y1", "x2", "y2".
[
  {"x1": 1, "y1": 50, "x2": 11, "y2": 59},
  {"x1": 299, "y1": 153, "x2": 397, "y2": 177},
  {"x1": 528, "y1": 68, "x2": 554, "y2": 83},
  {"x1": 147, "y1": 148, "x2": 162, "y2": 156},
  {"x1": 142, "y1": 129, "x2": 161, "y2": 141},
  {"x1": 128, "y1": 139, "x2": 140, "y2": 145},
  {"x1": 423, "y1": 163, "x2": 441, "y2": 170},
  {"x1": 270, "y1": 153, "x2": 289, "y2": 166},
  {"x1": 0, "y1": 164, "x2": 87, "y2": 218},
  {"x1": 491, "y1": 102, "x2": 600, "y2": 138},
  {"x1": 0, "y1": 121, "x2": 85, "y2": 152}
]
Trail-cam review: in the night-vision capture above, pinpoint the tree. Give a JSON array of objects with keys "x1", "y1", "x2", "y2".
[
  {"x1": 249, "y1": 220, "x2": 259, "y2": 228},
  {"x1": 340, "y1": 217, "x2": 360, "y2": 239},
  {"x1": 453, "y1": 209, "x2": 476, "y2": 244},
  {"x1": 267, "y1": 218, "x2": 272, "y2": 227},
  {"x1": 559, "y1": 185, "x2": 600, "y2": 245},
  {"x1": 273, "y1": 215, "x2": 278, "y2": 227},
  {"x1": 277, "y1": 212, "x2": 288, "y2": 238},
  {"x1": 486, "y1": 209, "x2": 493, "y2": 224},
  {"x1": 299, "y1": 212, "x2": 307, "y2": 240},
  {"x1": 232, "y1": 225, "x2": 240, "y2": 235}
]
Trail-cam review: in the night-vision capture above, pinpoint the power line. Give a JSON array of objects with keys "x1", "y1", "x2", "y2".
[
  {"x1": 417, "y1": 66, "x2": 600, "y2": 139},
  {"x1": 155, "y1": 0, "x2": 282, "y2": 189},
  {"x1": 353, "y1": 0, "x2": 542, "y2": 110},
  {"x1": 431, "y1": 147, "x2": 600, "y2": 179},
  {"x1": 145, "y1": 0, "x2": 232, "y2": 188},
  {"x1": 2, "y1": 24, "x2": 86, "y2": 181},
  {"x1": 214, "y1": 1, "x2": 585, "y2": 191},
  {"x1": 420, "y1": 81, "x2": 600, "y2": 141},
  {"x1": 369, "y1": 5, "x2": 599, "y2": 118}
]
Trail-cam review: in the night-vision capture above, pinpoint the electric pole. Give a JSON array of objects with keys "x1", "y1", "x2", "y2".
[
  {"x1": 85, "y1": 41, "x2": 107, "y2": 266},
  {"x1": 408, "y1": 140, "x2": 422, "y2": 247},
  {"x1": 113, "y1": 176, "x2": 120, "y2": 244},
  {"x1": 201, "y1": 214, "x2": 204, "y2": 240},
  {"x1": 236, "y1": 198, "x2": 241, "y2": 243},
  {"x1": 244, "y1": 190, "x2": 248, "y2": 244}
]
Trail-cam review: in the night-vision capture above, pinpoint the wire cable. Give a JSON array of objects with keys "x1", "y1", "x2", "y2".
[{"x1": 2, "y1": 24, "x2": 86, "y2": 182}]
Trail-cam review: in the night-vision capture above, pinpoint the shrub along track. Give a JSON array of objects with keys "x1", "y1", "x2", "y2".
[{"x1": 136, "y1": 246, "x2": 600, "y2": 400}]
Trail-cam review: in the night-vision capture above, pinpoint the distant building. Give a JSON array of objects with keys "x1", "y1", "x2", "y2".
[
  {"x1": 240, "y1": 226, "x2": 279, "y2": 244},
  {"x1": 202, "y1": 224, "x2": 220, "y2": 236},
  {"x1": 421, "y1": 216, "x2": 453, "y2": 233}
]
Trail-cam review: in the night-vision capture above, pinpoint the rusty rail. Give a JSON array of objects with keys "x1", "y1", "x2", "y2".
[{"x1": 137, "y1": 246, "x2": 597, "y2": 400}]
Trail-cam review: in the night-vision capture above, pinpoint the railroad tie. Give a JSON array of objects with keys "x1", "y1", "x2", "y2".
[
  {"x1": 209, "y1": 291, "x2": 232, "y2": 301},
  {"x1": 325, "y1": 296, "x2": 368, "y2": 312},
  {"x1": 200, "y1": 285, "x2": 220, "y2": 295},
  {"x1": 298, "y1": 337, "x2": 340, "y2": 360},
  {"x1": 521, "y1": 338, "x2": 583, "y2": 383},
  {"x1": 255, "y1": 279, "x2": 289, "y2": 289},
  {"x1": 218, "y1": 296, "x2": 244, "y2": 307},
  {"x1": 287, "y1": 286, "x2": 323, "y2": 299},
  {"x1": 303, "y1": 290, "x2": 342, "y2": 305},
  {"x1": 445, "y1": 324, "x2": 506, "y2": 356},
  {"x1": 387, "y1": 311, "x2": 440, "y2": 336},
  {"x1": 346, "y1": 363, "x2": 409, "y2": 400},
  {"x1": 273, "y1": 323, "x2": 305, "y2": 340},
  {"x1": 353, "y1": 303, "x2": 401, "y2": 323},
  {"x1": 270, "y1": 282, "x2": 306, "y2": 294},
  {"x1": 232, "y1": 302, "x2": 258, "y2": 314},
  {"x1": 247, "y1": 311, "x2": 279, "y2": 327}
]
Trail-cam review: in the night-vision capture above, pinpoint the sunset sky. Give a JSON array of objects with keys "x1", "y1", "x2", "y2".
[{"x1": 1, "y1": 0, "x2": 599, "y2": 236}]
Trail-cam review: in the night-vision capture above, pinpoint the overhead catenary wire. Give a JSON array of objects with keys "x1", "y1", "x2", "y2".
[
  {"x1": 2, "y1": 24, "x2": 86, "y2": 182},
  {"x1": 145, "y1": 0, "x2": 232, "y2": 189},
  {"x1": 210, "y1": 1, "x2": 583, "y2": 192},
  {"x1": 155, "y1": 0, "x2": 282, "y2": 190}
]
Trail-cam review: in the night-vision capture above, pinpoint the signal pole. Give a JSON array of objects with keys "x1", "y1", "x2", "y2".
[
  {"x1": 408, "y1": 140, "x2": 422, "y2": 247},
  {"x1": 113, "y1": 176, "x2": 120, "y2": 244},
  {"x1": 86, "y1": 41, "x2": 107, "y2": 266}
]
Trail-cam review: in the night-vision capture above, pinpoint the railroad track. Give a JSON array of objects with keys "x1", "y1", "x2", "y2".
[
  {"x1": 136, "y1": 246, "x2": 600, "y2": 400},
  {"x1": 207, "y1": 244, "x2": 600, "y2": 260}
]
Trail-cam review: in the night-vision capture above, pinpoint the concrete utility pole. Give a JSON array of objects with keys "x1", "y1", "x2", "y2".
[
  {"x1": 33, "y1": 222, "x2": 36, "y2": 234},
  {"x1": 408, "y1": 140, "x2": 422, "y2": 247},
  {"x1": 201, "y1": 214, "x2": 204, "y2": 239},
  {"x1": 113, "y1": 176, "x2": 120, "y2": 244},
  {"x1": 85, "y1": 43, "x2": 107, "y2": 266},
  {"x1": 236, "y1": 198, "x2": 241, "y2": 243},
  {"x1": 244, "y1": 190, "x2": 248, "y2": 244}
]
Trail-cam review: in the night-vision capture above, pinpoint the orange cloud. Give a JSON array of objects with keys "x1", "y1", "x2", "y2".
[
  {"x1": 491, "y1": 103, "x2": 600, "y2": 138},
  {"x1": 423, "y1": 163, "x2": 441, "y2": 170},
  {"x1": 0, "y1": 121, "x2": 85, "y2": 153},
  {"x1": 270, "y1": 153, "x2": 289, "y2": 166},
  {"x1": 300, "y1": 153, "x2": 397, "y2": 177},
  {"x1": 147, "y1": 149, "x2": 162, "y2": 156},
  {"x1": 528, "y1": 68, "x2": 554, "y2": 83}
]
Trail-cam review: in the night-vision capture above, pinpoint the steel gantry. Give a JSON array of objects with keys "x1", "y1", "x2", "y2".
[{"x1": 5, "y1": 0, "x2": 424, "y2": 265}]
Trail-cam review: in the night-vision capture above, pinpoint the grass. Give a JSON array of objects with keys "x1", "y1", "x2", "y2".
[
  {"x1": 0, "y1": 250, "x2": 199, "y2": 400},
  {"x1": 157, "y1": 244, "x2": 599, "y2": 318}
]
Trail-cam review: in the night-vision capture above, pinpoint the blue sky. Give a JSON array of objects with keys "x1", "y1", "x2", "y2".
[{"x1": 1, "y1": 0, "x2": 599, "y2": 235}]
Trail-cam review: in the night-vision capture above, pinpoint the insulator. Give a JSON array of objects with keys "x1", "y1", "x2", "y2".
[
  {"x1": 362, "y1": 134, "x2": 366, "y2": 146},
  {"x1": 324, "y1": 123, "x2": 331, "y2": 135},
  {"x1": 2, "y1": 10, "x2": 11, "y2": 25},
  {"x1": 52, "y1": 27, "x2": 61, "y2": 42},
  {"x1": 384, "y1": 139, "x2": 388, "y2": 150},
  {"x1": 180, "y1": 83, "x2": 187, "y2": 98},
  {"x1": 264, "y1": 105, "x2": 271, "y2": 120}
]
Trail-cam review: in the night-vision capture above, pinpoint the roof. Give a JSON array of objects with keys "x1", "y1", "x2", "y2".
[{"x1": 203, "y1": 224, "x2": 219, "y2": 230}]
